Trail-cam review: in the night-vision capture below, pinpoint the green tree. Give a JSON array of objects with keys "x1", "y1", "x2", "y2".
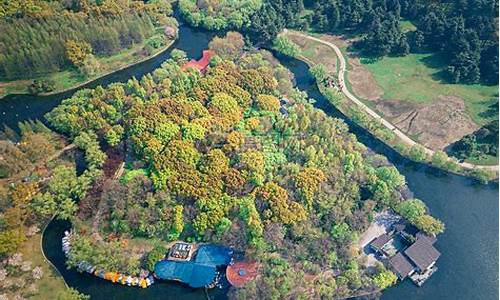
[
  {"x1": 145, "y1": 246, "x2": 165, "y2": 271},
  {"x1": 373, "y1": 269, "x2": 397, "y2": 289},
  {"x1": 272, "y1": 36, "x2": 301, "y2": 58}
]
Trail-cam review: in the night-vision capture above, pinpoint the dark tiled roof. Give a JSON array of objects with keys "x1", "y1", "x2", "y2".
[
  {"x1": 404, "y1": 238, "x2": 440, "y2": 271},
  {"x1": 370, "y1": 233, "x2": 391, "y2": 250},
  {"x1": 389, "y1": 252, "x2": 415, "y2": 279},
  {"x1": 416, "y1": 232, "x2": 437, "y2": 244}
]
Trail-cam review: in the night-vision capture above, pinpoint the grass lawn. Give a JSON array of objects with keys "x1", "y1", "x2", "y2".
[
  {"x1": 360, "y1": 53, "x2": 499, "y2": 125},
  {"x1": 20, "y1": 232, "x2": 68, "y2": 299}
]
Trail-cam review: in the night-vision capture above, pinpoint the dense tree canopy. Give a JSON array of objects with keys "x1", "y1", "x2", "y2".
[{"x1": 179, "y1": 0, "x2": 262, "y2": 30}]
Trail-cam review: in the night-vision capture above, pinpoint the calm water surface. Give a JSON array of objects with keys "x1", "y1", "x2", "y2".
[{"x1": 0, "y1": 25, "x2": 497, "y2": 300}]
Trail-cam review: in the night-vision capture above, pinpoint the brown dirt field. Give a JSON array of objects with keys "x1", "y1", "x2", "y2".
[
  {"x1": 347, "y1": 57, "x2": 385, "y2": 101},
  {"x1": 376, "y1": 95, "x2": 479, "y2": 150}
]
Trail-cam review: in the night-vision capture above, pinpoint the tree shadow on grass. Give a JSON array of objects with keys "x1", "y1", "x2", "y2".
[
  {"x1": 419, "y1": 52, "x2": 451, "y2": 83},
  {"x1": 478, "y1": 97, "x2": 499, "y2": 120}
]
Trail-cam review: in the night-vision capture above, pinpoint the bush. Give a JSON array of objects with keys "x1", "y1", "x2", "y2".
[
  {"x1": 409, "y1": 145, "x2": 427, "y2": 162},
  {"x1": 28, "y1": 79, "x2": 56, "y2": 94},
  {"x1": 431, "y1": 151, "x2": 448, "y2": 168},
  {"x1": 145, "y1": 246, "x2": 166, "y2": 271},
  {"x1": 470, "y1": 168, "x2": 494, "y2": 184},
  {"x1": 272, "y1": 36, "x2": 301, "y2": 58}
]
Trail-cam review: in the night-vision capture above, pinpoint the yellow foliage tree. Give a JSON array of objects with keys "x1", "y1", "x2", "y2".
[
  {"x1": 65, "y1": 39, "x2": 92, "y2": 67},
  {"x1": 295, "y1": 167, "x2": 326, "y2": 209}
]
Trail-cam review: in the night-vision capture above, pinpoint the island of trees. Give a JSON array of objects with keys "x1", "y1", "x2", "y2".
[{"x1": 1, "y1": 31, "x2": 444, "y2": 299}]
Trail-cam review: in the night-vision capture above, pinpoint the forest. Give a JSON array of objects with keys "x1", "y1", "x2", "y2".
[
  {"x1": 0, "y1": 32, "x2": 442, "y2": 298},
  {"x1": 0, "y1": 0, "x2": 176, "y2": 82}
]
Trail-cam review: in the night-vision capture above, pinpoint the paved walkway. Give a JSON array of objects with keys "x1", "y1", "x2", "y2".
[{"x1": 286, "y1": 30, "x2": 498, "y2": 172}]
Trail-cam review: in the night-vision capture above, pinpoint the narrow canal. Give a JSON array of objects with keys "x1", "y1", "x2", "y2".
[{"x1": 0, "y1": 24, "x2": 497, "y2": 300}]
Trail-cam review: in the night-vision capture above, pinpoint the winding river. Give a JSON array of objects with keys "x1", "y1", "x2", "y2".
[{"x1": 0, "y1": 24, "x2": 497, "y2": 300}]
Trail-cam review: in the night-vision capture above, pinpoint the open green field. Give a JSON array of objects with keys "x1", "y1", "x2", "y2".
[{"x1": 361, "y1": 53, "x2": 499, "y2": 125}]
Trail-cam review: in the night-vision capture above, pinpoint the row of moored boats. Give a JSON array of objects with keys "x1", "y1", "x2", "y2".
[{"x1": 62, "y1": 231, "x2": 155, "y2": 288}]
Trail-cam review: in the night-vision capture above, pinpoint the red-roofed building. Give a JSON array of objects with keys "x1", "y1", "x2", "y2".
[
  {"x1": 181, "y1": 50, "x2": 215, "y2": 73},
  {"x1": 226, "y1": 261, "x2": 259, "y2": 288}
]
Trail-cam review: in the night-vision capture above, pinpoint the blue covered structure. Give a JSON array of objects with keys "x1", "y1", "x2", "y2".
[
  {"x1": 154, "y1": 261, "x2": 216, "y2": 288},
  {"x1": 194, "y1": 245, "x2": 233, "y2": 266},
  {"x1": 154, "y1": 244, "x2": 233, "y2": 288}
]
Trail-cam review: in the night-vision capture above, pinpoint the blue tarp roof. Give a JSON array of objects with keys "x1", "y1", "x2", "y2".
[
  {"x1": 154, "y1": 244, "x2": 233, "y2": 288},
  {"x1": 154, "y1": 260, "x2": 216, "y2": 288},
  {"x1": 194, "y1": 245, "x2": 233, "y2": 266}
]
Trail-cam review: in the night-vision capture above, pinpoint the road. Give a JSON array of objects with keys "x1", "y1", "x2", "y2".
[{"x1": 286, "y1": 30, "x2": 498, "y2": 172}]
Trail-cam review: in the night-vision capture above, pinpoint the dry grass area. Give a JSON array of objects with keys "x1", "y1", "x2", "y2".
[
  {"x1": 376, "y1": 96, "x2": 479, "y2": 150},
  {"x1": 286, "y1": 30, "x2": 339, "y2": 72},
  {"x1": 346, "y1": 56, "x2": 384, "y2": 101}
]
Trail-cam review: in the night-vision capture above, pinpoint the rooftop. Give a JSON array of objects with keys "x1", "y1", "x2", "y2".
[
  {"x1": 404, "y1": 237, "x2": 441, "y2": 271},
  {"x1": 226, "y1": 261, "x2": 259, "y2": 288},
  {"x1": 154, "y1": 260, "x2": 216, "y2": 288},
  {"x1": 181, "y1": 50, "x2": 215, "y2": 73},
  {"x1": 389, "y1": 252, "x2": 414, "y2": 279},
  {"x1": 154, "y1": 244, "x2": 233, "y2": 288},
  {"x1": 370, "y1": 233, "x2": 392, "y2": 250}
]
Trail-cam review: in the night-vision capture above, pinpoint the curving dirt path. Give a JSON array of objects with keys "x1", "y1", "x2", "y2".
[{"x1": 286, "y1": 30, "x2": 498, "y2": 172}]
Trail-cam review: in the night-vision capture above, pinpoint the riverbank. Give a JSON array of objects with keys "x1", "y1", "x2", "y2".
[
  {"x1": 282, "y1": 30, "x2": 498, "y2": 181},
  {"x1": 0, "y1": 38, "x2": 176, "y2": 100}
]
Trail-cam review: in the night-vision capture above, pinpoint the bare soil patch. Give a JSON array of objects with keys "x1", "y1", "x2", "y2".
[
  {"x1": 376, "y1": 95, "x2": 479, "y2": 150},
  {"x1": 347, "y1": 57, "x2": 384, "y2": 101}
]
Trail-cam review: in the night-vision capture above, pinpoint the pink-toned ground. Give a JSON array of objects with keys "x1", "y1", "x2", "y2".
[{"x1": 375, "y1": 96, "x2": 479, "y2": 150}]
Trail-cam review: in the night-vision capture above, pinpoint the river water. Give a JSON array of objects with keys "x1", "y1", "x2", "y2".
[{"x1": 0, "y1": 24, "x2": 497, "y2": 300}]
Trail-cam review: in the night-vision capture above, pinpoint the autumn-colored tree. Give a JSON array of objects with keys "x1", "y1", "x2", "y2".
[
  {"x1": 254, "y1": 182, "x2": 307, "y2": 225},
  {"x1": 209, "y1": 31, "x2": 245, "y2": 60},
  {"x1": 65, "y1": 40, "x2": 93, "y2": 67},
  {"x1": 295, "y1": 167, "x2": 326, "y2": 209},
  {"x1": 414, "y1": 215, "x2": 445, "y2": 235},
  {"x1": 0, "y1": 228, "x2": 26, "y2": 257},
  {"x1": 239, "y1": 149, "x2": 265, "y2": 185},
  {"x1": 225, "y1": 131, "x2": 245, "y2": 152},
  {"x1": 222, "y1": 168, "x2": 246, "y2": 195},
  {"x1": 256, "y1": 94, "x2": 280, "y2": 113},
  {"x1": 11, "y1": 182, "x2": 39, "y2": 208},
  {"x1": 208, "y1": 92, "x2": 242, "y2": 129},
  {"x1": 200, "y1": 149, "x2": 229, "y2": 177}
]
